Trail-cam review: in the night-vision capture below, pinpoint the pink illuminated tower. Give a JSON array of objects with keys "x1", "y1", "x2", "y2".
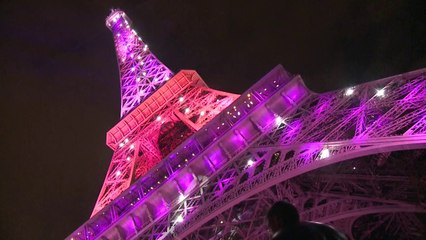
[
  {"x1": 92, "y1": 10, "x2": 239, "y2": 216},
  {"x1": 68, "y1": 9, "x2": 426, "y2": 240}
]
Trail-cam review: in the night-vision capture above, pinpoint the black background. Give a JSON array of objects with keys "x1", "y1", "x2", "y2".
[{"x1": 1, "y1": 0, "x2": 425, "y2": 239}]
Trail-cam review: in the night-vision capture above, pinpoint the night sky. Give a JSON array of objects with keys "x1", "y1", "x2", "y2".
[{"x1": 1, "y1": 0, "x2": 425, "y2": 239}]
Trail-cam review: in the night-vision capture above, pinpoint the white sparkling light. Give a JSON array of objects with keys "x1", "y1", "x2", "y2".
[
  {"x1": 130, "y1": 144, "x2": 135, "y2": 149},
  {"x1": 184, "y1": 108, "x2": 190, "y2": 114},
  {"x1": 345, "y1": 87, "x2": 354, "y2": 96},
  {"x1": 175, "y1": 215, "x2": 184, "y2": 223},
  {"x1": 376, "y1": 88, "x2": 385, "y2": 97},
  {"x1": 115, "y1": 171, "x2": 121, "y2": 177},
  {"x1": 156, "y1": 116, "x2": 162, "y2": 121},
  {"x1": 200, "y1": 111, "x2": 205, "y2": 116},
  {"x1": 247, "y1": 159, "x2": 254, "y2": 167},
  {"x1": 320, "y1": 148, "x2": 330, "y2": 159},
  {"x1": 179, "y1": 97, "x2": 184, "y2": 102},
  {"x1": 124, "y1": 138, "x2": 129, "y2": 143},
  {"x1": 178, "y1": 194, "x2": 185, "y2": 203},
  {"x1": 126, "y1": 157, "x2": 131, "y2": 161},
  {"x1": 119, "y1": 142, "x2": 124, "y2": 148},
  {"x1": 275, "y1": 116, "x2": 285, "y2": 126}
]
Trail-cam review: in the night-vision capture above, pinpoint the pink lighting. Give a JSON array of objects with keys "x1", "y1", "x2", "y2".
[
  {"x1": 176, "y1": 171, "x2": 195, "y2": 192},
  {"x1": 67, "y1": 8, "x2": 426, "y2": 240},
  {"x1": 93, "y1": 66, "x2": 238, "y2": 215}
]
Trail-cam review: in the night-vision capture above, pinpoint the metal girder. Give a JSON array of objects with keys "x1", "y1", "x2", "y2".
[
  {"x1": 163, "y1": 70, "x2": 426, "y2": 239},
  {"x1": 106, "y1": 10, "x2": 174, "y2": 118},
  {"x1": 67, "y1": 9, "x2": 426, "y2": 240},
  {"x1": 92, "y1": 71, "x2": 239, "y2": 215},
  {"x1": 183, "y1": 150, "x2": 426, "y2": 239}
]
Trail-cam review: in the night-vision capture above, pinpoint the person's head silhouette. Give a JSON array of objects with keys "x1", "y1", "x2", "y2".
[
  {"x1": 267, "y1": 201, "x2": 299, "y2": 233},
  {"x1": 267, "y1": 201, "x2": 348, "y2": 240}
]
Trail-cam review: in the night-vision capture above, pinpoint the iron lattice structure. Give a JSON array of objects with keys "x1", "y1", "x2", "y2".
[
  {"x1": 92, "y1": 10, "x2": 239, "y2": 217},
  {"x1": 106, "y1": 10, "x2": 174, "y2": 117},
  {"x1": 68, "y1": 10, "x2": 426, "y2": 240}
]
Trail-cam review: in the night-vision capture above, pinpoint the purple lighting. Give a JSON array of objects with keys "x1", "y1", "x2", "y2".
[
  {"x1": 175, "y1": 171, "x2": 196, "y2": 193},
  {"x1": 106, "y1": 9, "x2": 174, "y2": 117},
  {"x1": 67, "y1": 7, "x2": 426, "y2": 240}
]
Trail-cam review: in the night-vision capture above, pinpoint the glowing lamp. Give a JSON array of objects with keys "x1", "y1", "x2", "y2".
[
  {"x1": 175, "y1": 215, "x2": 184, "y2": 223},
  {"x1": 345, "y1": 87, "x2": 354, "y2": 96},
  {"x1": 247, "y1": 159, "x2": 254, "y2": 167},
  {"x1": 275, "y1": 116, "x2": 285, "y2": 126},
  {"x1": 376, "y1": 88, "x2": 385, "y2": 97},
  {"x1": 320, "y1": 148, "x2": 330, "y2": 159},
  {"x1": 178, "y1": 194, "x2": 185, "y2": 203}
]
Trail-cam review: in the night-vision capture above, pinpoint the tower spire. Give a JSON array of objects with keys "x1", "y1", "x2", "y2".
[{"x1": 106, "y1": 9, "x2": 173, "y2": 117}]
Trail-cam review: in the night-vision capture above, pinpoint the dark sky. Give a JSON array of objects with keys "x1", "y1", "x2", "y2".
[{"x1": 1, "y1": 0, "x2": 425, "y2": 239}]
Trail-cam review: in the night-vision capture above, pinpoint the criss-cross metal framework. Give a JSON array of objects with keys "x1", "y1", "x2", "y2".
[
  {"x1": 91, "y1": 10, "x2": 239, "y2": 216},
  {"x1": 106, "y1": 10, "x2": 174, "y2": 117},
  {"x1": 92, "y1": 70, "x2": 239, "y2": 216},
  {"x1": 67, "y1": 10, "x2": 426, "y2": 240}
]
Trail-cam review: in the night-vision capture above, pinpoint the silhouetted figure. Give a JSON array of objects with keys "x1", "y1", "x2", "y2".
[{"x1": 267, "y1": 201, "x2": 347, "y2": 240}]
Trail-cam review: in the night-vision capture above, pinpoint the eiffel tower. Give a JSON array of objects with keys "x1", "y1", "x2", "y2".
[{"x1": 68, "y1": 9, "x2": 426, "y2": 240}]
